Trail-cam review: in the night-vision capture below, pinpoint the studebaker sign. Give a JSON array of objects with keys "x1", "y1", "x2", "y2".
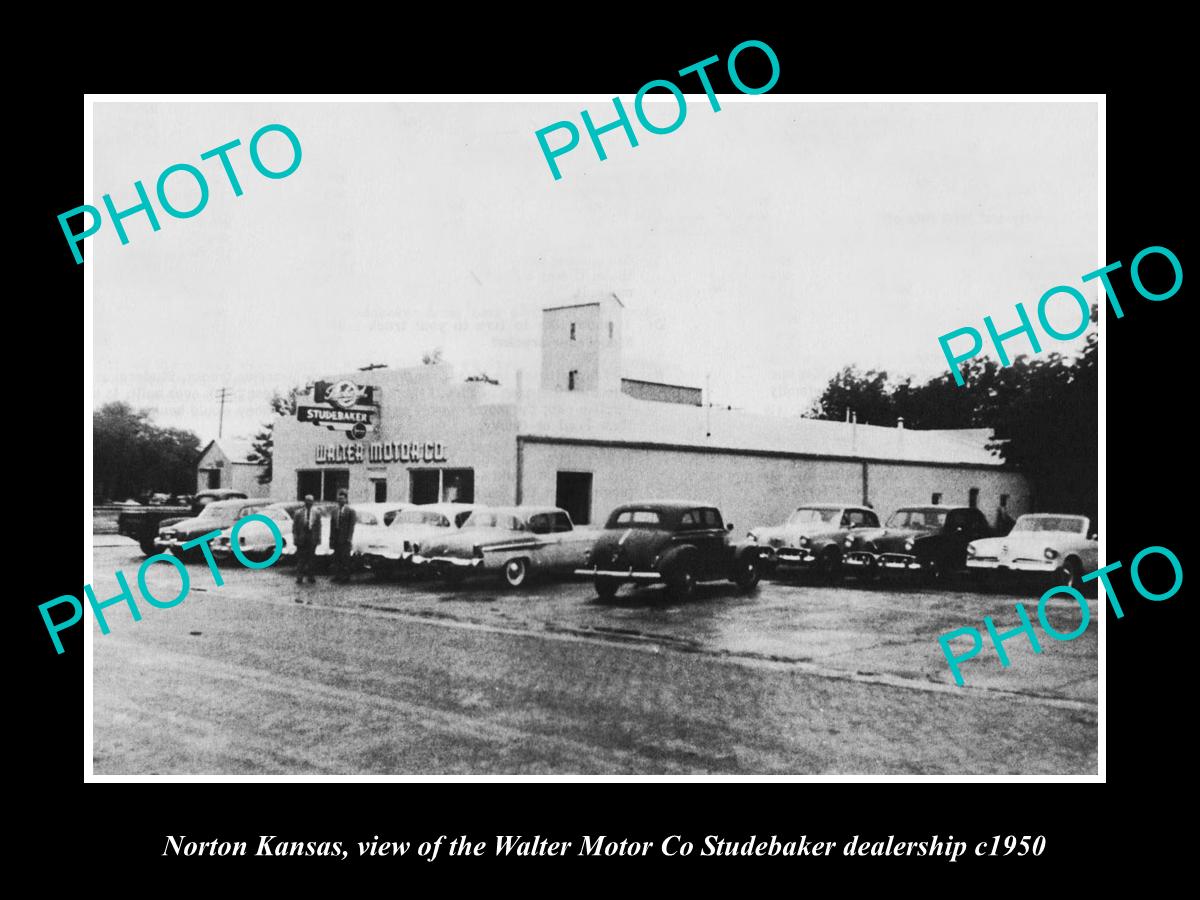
[{"x1": 296, "y1": 380, "x2": 378, "y2": 435}]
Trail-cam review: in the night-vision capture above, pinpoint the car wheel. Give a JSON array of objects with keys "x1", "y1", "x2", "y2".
[
  {"x1": 138, "y1": 537, "x2": 157, "y2": 556},
  {"x1": 594, "y1": 578, "x2": 620, "y2": 600},
  {"x1": 733, "y1": 557, "x2": 761, "y2": 592},
  {"x1": 817, "y1": 548, "x2": 842, "y2": 584},
  {"x1": 502, "y1": 558, "x2": 529, "y2": 589},
  {"x1": 1056, "y1": 557, "x2": 1082, "y2": 590},
  {"x1": 665, "y1": 563, "x2": 697, "y2": 601}
]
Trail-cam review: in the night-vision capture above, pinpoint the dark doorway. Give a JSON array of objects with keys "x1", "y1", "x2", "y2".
[
  {"x1": 556, "y1": 471, "x2": 593, "y2": 525},
  {"x1": 442, "y1": 469, "x2": 475, "y2": 503},
  {"x1": 205, "y1": 469, "x2": 221, "y2": 489},
  {"x1": 968, "y1": 487, "x2": 980, "y2": 509},
  {"x1": 410, "y1": 469, "x2": 440, "y2": 504},
  {"x1": 372, "y1": 479, "x2": 387, "y2": 502},
  {"x1": 297, "y1": 470, "x2": 321, "y2": 501},
  {"x1": 322, "y1": 469, "x2": 349, "y2": 501}
]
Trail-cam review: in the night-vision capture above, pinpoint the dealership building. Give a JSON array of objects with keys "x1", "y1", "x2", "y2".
[{"x1": 269, "y1": 296, "x2": 1030, "y2": 530}]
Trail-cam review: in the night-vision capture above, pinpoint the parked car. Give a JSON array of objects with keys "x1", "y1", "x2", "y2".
[
  {"x1": 357, "y1": 503, "x2": 482, "y2": 577},
  {"x1": 748, "y1": 503, "x2": 879, "y2": 582},
  {"x1": 415, "y1": 506, "x2": 598, "y2": 588},
  {"x1": 843, "y1": 505, "x2": 992, "y2": 581},
  {"x1": 347, "y1": 502, "x2": 414, "y2": 559},
  {"x1": 576, "y1": 501, "x2": 764, "y2": 601},
  {"x1": 155, "y1": 498, "x2": 274, "y2": 560},
  {"x1": 118, "y1": 488, "x2": 247, "y2": 555},
  {"x1": 210, "y1": 501, "x2": 326, "y2": 564},
  {"x1": 966, "y1": 513, "x2": 1098, "y2": 589}
]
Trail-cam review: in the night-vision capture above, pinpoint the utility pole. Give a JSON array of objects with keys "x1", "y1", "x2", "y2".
[{"x1": 215, "y1": 387, "x2": 230, "y2": 438}]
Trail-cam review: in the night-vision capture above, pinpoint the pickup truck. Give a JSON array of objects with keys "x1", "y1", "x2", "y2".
[{"x1": 116, "y1": 488, "x2": 248, "y2": 555}]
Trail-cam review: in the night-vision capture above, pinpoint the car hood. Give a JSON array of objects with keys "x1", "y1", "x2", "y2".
[
  {"x1": 159, "y1": 516, "x2": 224, "y2": 537},
  {"x1": 971, "y1": 531, "x2": 1084, "y2": 554},
  {"x1": 751, "y1": 521, "x2": 841, "y2": 547},
  {"x1": 859, "y1": 527, "x2": 934, "y2": 550}
]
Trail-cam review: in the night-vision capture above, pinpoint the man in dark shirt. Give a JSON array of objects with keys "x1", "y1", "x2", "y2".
[
  {"x1": 329, "y1": 489, "x2": 357, "y2": 584},
  {"x1": 292, "y1": 495, "x2": 321, "y2": 585}
]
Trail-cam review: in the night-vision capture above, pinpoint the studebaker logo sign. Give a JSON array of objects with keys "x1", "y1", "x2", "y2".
[{"x1": 297, "y1": 380, "x2": 378, "y2": 434}]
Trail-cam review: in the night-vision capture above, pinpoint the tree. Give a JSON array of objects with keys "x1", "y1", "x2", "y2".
[
  {"x1": 804, "y1": 308, "x2": 1098, "y2": 519},
  {"x1": 93, "y1": 402, "x2": 201, "y2": 502},
  {"x1": 421, "y1": 348, "x2": 443, "y2": 365},
  {"x1": 249, "y1": 384, "x2": 312, "y2": 485}
]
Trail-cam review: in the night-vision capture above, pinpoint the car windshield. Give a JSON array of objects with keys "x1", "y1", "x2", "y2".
[
  {"x1": 787, "y1": 508, "x2": 840, "y2": 525},
  {"x1": 608, "y1": 509, "x2": 663, "y2": 527},
  {"x1": 464, "y1": 511, "x2": 524, "y2": 530},
  {"x1": 1012, "y1": 515, "x2": 1088, "y2": 534},
  {"x1": 394, "y1": 510, "x2": 450, "y2": 528},
  {"x1": 886, "y1": 509, "x2": 947, "y2": 529},
  {"x1": 356, "y1": 511, "x2": 379, "y2": 526}
]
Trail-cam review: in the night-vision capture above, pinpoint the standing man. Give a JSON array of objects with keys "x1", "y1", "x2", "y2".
[
  {"x1": 292, "y1": 494, "x2": 321, "y2": 586},
  {"x1": 329, "y1": 488, "x2": 357, "y2": 584}
]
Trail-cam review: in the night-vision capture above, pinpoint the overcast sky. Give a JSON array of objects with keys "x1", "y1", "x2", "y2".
[{"x1": 92, "y1": 100, "x2": 1098, "y2": 444}]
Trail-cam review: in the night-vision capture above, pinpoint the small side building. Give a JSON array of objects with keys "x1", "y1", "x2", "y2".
[{"x1": 196, "y1": 438, "x2": 269, "y2": 498}]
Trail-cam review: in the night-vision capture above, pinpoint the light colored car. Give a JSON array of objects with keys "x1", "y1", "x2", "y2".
[
  {"x1": 212, "y1": 501, "x2": 335, "y2": 563},
  {"x1": 967, "y1": 513, "x2": 1098, "y2": 588},
  {"x1": 747, "y1": 503, "x2": 880, "y2": 581},
  {"x1": 357, "y1": 503, "x2": 483, "y2": 576},
  {"x1": 348, "y1": 502, "x2": 414, "y2": 558},
  {"x1": 414, "y1": 506, "x2": 600, "y2": 588}
]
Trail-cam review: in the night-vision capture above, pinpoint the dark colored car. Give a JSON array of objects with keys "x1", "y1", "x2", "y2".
[
  {"x1": 574, "y1": 501, "x2": 765, "y2": 601},
  {"x1": 154, "y1": 498, "x2": 274, "y2": 560},
  {"x1": 117, "y1": 488, "x2": 248, "y2": 555},
  {"x1": 750, "y1": 503, "x2": 880, "y2": 582},
  {"x1": 843, "y1": 505, "x2": 991, "y2": 581}
]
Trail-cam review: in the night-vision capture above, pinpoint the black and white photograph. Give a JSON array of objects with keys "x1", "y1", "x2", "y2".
[{"x1": 84, "y1": 96, "x2": 1101, "y2": 777}]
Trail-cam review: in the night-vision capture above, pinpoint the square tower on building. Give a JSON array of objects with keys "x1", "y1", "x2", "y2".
[{"x1": 540, "y1": 294, "x2": 624, "y2": 394}]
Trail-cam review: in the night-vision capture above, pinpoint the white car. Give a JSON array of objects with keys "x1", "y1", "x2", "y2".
[
  {"x1": 967, "y1": 514, "x2": 1098, "y2": 588},
  {"x1": 348, "y1": 502, "x2": 414, "y2": 559},
  {"x1": 357, "y1": 503, "x2": 483, "y2": 576}
]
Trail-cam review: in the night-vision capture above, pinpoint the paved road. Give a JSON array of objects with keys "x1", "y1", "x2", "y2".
[{"x1": 91, "y1": 538, "x2": 1097, "y2": 774}]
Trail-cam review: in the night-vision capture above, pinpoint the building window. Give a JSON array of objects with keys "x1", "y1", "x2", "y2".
[
  {"x1": 372, "y1": 478, "x2": 387, "y2": 502},
  {"x1": 297, "y1": 469, "x2": 348, "y2": 501},
  {"x1": 968, "y1": 487, "x2": 980, "y2": 509},
  {"x1": 568, "y1": 369, "x2": 578, "y2": 391},
  {"x1": 931, "y1": 492, "x2": 942, "y2": 505},
  {"x1": 570, "y1": 322, "x2": 576, "y2": 340},
  {"x1": 556, "y1": 471, "x2": 592, "y2": 525},
  {"x1": 410, "y1": 468, "x2": 475, "y2": 504},
  {"x1": 1000, "y1": 493, "x2": 1009, "y2": 508}
]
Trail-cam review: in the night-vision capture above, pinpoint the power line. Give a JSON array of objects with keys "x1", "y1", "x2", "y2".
[{"x1": 215, "y1": 387, "x2": 231, "y2": 438}]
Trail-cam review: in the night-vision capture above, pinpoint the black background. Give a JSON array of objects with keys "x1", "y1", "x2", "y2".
[{"x1": 22, "y1": 23, "x2": 1187, "y2": 883}]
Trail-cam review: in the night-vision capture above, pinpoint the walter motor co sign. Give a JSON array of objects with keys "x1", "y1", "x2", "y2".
[{"x1": 296, "y1": 380, "x2": 378, "y2": 437}]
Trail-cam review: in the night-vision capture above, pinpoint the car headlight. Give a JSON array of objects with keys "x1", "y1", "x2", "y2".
[
  {"x1": 904, "y1": 539, "x2": 914, "y2": 552},
  {"x1": 798, "y1": 536, "x2": 810, "y2": 548},
  {"x1": 844, "y1": 537, "x2": 853, "y2": 548},
  {"x1": 967, "y1": 544, "x2": 977, "y2": 557},
  {"x1": 1044, "y1": 548, "x2": 1059, "y2": 560}
]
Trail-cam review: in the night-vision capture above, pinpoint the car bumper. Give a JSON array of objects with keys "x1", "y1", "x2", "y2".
[
  {"x1": 773, "y1": 548, "x2": 819, "y2": 568},
  {"x1": 574, "y1": 566, "x2": 663, "y2": 581},
  {"x1": 967, "y1": 559, "x2": 1058, "y2": 573},
  {"x1": 413, "y1": 554, "x2": 482, "y2": 569},
  {"x1": 153, "y1": 537, "x2": 184, "y2": 552}
]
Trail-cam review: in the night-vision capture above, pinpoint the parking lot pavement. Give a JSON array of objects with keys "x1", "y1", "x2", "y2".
[{"x1": 91, "y1": 539, "x2": 1097, "y2": 774}]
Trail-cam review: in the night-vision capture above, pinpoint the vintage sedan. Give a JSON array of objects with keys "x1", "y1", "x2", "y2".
[
  {"x1": 414, "y1": 506, "x2": 597, "y2": 588},
  {"x1": 748, "y1": 503, "x2": 880, "y2": 581},
  {"x1": 843, "y1": 505, "x2": 992, "y2": 581},
  {"x1": 348, "y1": 502, "x2": 413, "y2": 558},
  {"x1": 155, "y1": 498, "x2": 276, "y2": 560},
  {"x1": 576, "y1": 501, "x2": 764, "y2": 601},
  {"x1": 357, "y1": 503, "x2": 482, "y2": 576},
  {"x1": 966, "y1": 513, "x2": 1098, "y2": 589}
]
